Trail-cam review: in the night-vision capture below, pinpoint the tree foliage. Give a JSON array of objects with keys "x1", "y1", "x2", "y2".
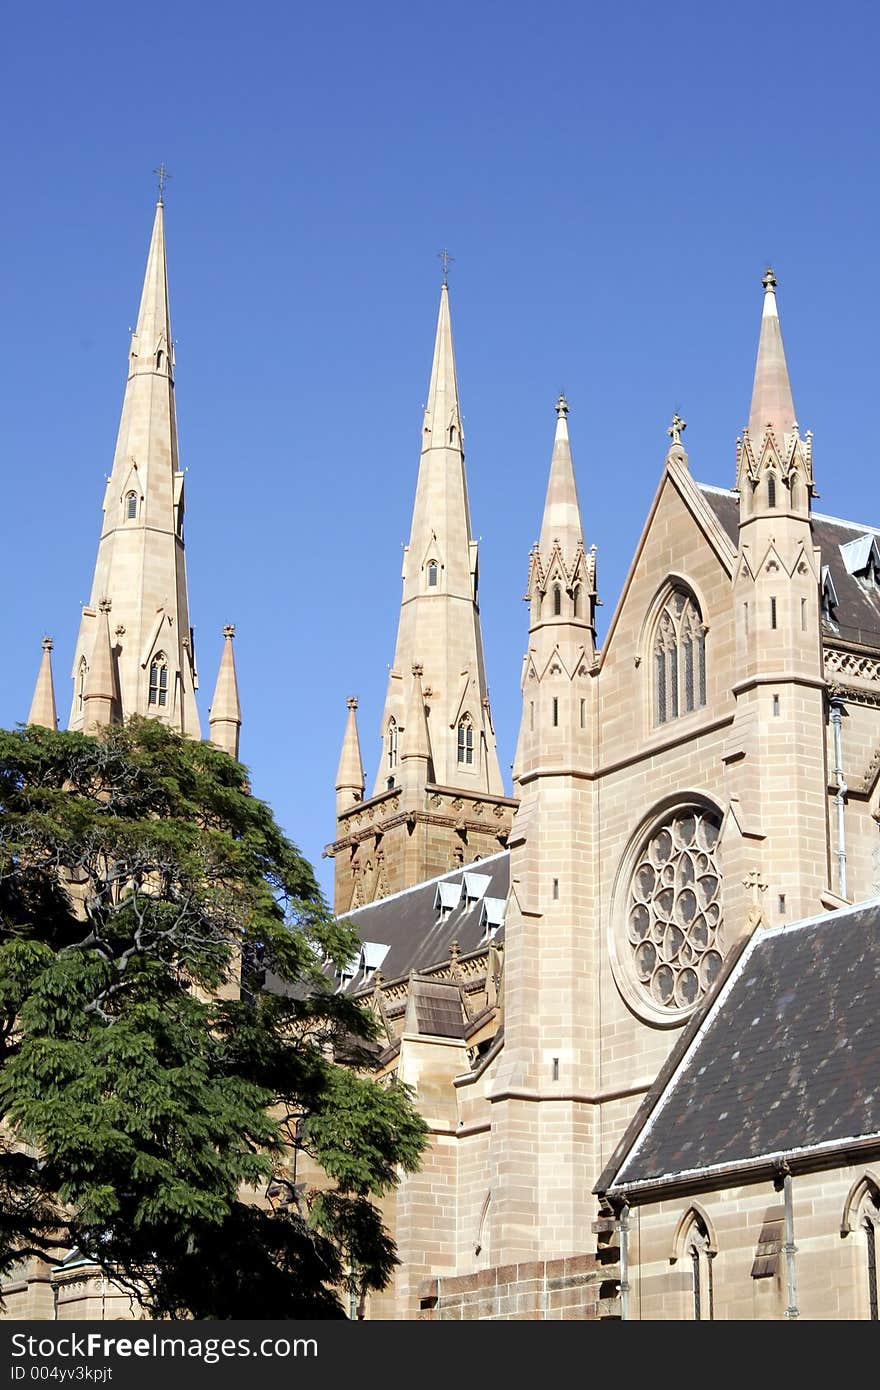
[{"x1": 0, "y1": 720, "x2": 426, "y2": 1318}]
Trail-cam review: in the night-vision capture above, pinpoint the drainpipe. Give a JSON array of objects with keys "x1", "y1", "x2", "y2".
[
  {"x1": 617, "y1": 1202, "x2": 631, "y2": 1321},
  {"x1": 780, "y1": 1165, "x2": 799, "y2": 1320},
  {"x1": 830, "y1": 697, "x2": 848, "y2": 900}
]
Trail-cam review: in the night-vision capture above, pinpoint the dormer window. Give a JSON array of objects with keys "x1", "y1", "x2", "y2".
[
  {"x1": 839, "y1": 534, "x2": 880, "y2": 586},
  {"x1": 457, "y1": 715, "x2": 474, "y2": 766},
  {"x1": 463, "y1": 871, "x2": 491, "y2": 904},
  {"x1": 148, "y1": 654, "x2": 168, "y2": 708},
  {"x1": 427, "y1": 561, "x2": 439, "y2": 587},
  {"x1": 125, "y1": 491, "x2": 138, "y2": 521},
  {"x1": 434, "y1": 880, "x2": 463, "y2": 919},
  {"x1": 821, "y1": 565, "x2": 839, "y2": 628},
  {"x1": 479, "y1": 895, "x2": 506, "y2": 939}
]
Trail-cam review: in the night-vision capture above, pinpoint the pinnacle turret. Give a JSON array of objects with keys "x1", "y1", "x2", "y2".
[
  {"x1": 335, "y1": 697, "x2": 365, "y2": 813},
  {"x1": 27, "y1": 637, "x2": 58, "y2": 730},
  {"x1": 82, "y1": 600, "x2": 118, "y2": 730},
  {"x1": 538, "y1": 394, "x2": 585, "y2": 561},
  {"x1": 208, "y1": 625, "x2": 242, "y2": 759},
  {"x1": 748, "y1": 268, "x2": 797, "y2": 443}
]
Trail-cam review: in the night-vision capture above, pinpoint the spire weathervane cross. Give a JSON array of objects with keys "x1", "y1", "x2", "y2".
[
  {"x1": 667, "y1": 412, "x2": 687, "y2": 445},
  {"x1": 154, "y1": 162, "x2": 172, "y2": 204},
  {"x1": 437, "y1": 248, "x2": 454, "y2": 286}
]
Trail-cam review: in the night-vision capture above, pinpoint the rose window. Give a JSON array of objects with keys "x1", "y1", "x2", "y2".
[{"x1": 627, "y1": 807, "x2": 723, "y2": 1011}]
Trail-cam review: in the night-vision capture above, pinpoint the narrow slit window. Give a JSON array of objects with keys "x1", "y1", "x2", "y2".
[
  {"x1": 767, "y1": 473, "x2": 777, "y2": 508},
  {"x1": 387, "y1": 720, "x2": 398, "y2": 771},
  {"x1": 801, "y1": 597, "x2": 807, "y2": 631},
  {"x1": 552, "y1": 697, "x2": 559, "y2": 727},
  {"x1": 530, "y1": 701, "x2": 535, "y2": 731},
  {"x1": 573, "y1": 585, "x2": 582, "y2": 618},
  {"x1": 579, "y1": 698, "x2": 585, "y2": 730},
  {"x1": 771, "y1": 597, "x2": 778, "y2": 630},
  {"x1": 553, "y1": 585, "x2": 562, "y2": 616},
  {"x1": 427, "y1": 561, "x2": 438, "y2": 587},
  {"x1": 773, "y1": 694, "x2": 780, "y2": 717},
  {"x1": 126, "y1": 491, "x2": 138, "y2": 520}
]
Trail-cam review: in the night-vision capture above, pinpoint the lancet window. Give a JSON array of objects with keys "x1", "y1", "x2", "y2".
[
  {"x1": 654, "y1": 588, "x2": 706, "y2": 726},
  {"x1": 125, "y1": 491, "x2": 138, "y2": 521},
  {"x1": 387, "y1": 719, "x2": 398, "y2": 772}
]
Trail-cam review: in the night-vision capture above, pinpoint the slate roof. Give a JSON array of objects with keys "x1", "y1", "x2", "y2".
[
  {"x1": 407, "y1": 979, "x2": 468, "y2": 1039},
  {"x1": 599, "y1": 899, "x2": 880, "y2": 1195},
  {"x1": 338, "y1": 850, "x2": 509, "y2": 991},
  {"x1": 701, "y1": 484, "x2": 880, "y2": 650}
]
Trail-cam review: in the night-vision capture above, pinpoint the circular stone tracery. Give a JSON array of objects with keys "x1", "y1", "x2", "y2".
[{"x1": 627, "y1": 808, "x2": 723, "y2": 1011}]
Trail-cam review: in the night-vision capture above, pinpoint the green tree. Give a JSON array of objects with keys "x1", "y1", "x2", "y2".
[{"x1": 0, "y1": 719, "x2": 426, "y2": 1318}]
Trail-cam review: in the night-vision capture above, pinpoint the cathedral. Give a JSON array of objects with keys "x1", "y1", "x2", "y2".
[{"x1": 7, "y1": 194, "x2": 880, "y2": 1321}]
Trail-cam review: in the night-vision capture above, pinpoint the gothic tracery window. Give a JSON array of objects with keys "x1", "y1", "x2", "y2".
[
  {"x1": 654, "y1": 588, "x2": 706, "y2": 726},
  {"x1": 628, "y1": 806, "x2": 723, "y2": 1012},
  {"x1": 148, "y1": 654, "x2": 168, "y2": 708}
]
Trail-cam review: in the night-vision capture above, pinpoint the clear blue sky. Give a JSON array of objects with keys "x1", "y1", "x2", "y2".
[{"x1": 3, "y1": 1, "x2": 878, "y2": 900}]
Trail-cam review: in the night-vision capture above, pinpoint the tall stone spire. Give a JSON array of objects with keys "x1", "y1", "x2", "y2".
[
  {"x1": 748, "y1": 268, "x2": 797, "y2": 442},
  {"x1": 335, "y1": 697, "x2": 365, "y2": 814},
  {"x1": 208, "y1": 625, "x2": 242, "y2": 759},
  {"x1": 372, "y1": 282, "x2": 503, "y2": 796},
  {"x1": 69, "y1": 195, "x2": 200, "y2": 736},
  {"x1": 326, "y1": 280, "x2": 515, "y2": 911},
  {"x1": 27, "y1": 638, "x2": 58, "y2": 730}
]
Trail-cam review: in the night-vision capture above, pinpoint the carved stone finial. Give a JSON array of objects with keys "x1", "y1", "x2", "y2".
[
  {"x1": 222, "y1": 624, "x2": 236, "y2": 640},
  {"x1": 743, "y1": 866, "x2": 769, "y2": 931},
  {"x1": 98, "y1": 597, "x2": 112, "y2": 614},
  {"x1": 556, "y1": 392, "x2": 569, "y2": 418},
  {"x1": 412, "y1": 662, "x2": 424, "y2": 678},
  {"x1": 347, "y1": 696, "x2": 359, "y2": 712},
  {"x1": 667, "y1": 413, "x2": 687, "y2": 446},
  {"x1": 41, "y1": 636, "x2": 53, "y2": 652},
  {"x1": 762, "y1": 266, "x2": 777, "y2": 292}
]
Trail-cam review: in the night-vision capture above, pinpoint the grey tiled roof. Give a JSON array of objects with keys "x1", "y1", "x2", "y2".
[
  {"x1": 601, "y1": 899, "x2": 880, "y2": 1193},
  {"x1": 701, "y1": 485, "x2": 880, "y2": 650},
  {"x1": 339, "y1": 851, "x2": 509, "y2": 989}
]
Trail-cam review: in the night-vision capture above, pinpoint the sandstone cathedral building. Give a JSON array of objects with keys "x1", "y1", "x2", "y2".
[{"x1": 6, "y1": 194, "x2": 880, "y2": 1320}]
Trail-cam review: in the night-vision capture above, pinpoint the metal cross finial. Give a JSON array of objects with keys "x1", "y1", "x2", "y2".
[
  {"x1": 667, "y1": 412, "x2": 687, "y2": 445},
  {"x1": 154, "y1": 162, "x2": 172, "y2": 204},
  {"x1": 437, "y1": 248, "x2": 454, "y2": 286}
]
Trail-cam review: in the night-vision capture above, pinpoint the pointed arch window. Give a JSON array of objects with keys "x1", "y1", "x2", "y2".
[
  {"x1": 654, "y1": 588, "x2": 706, "y2": 726},
  {"x1": 457, "y1": 715, "x2": 474, "y2": 766},
  {"x1": 553, "y1": 584, "x2": 562, "y2": 616},
  {"x1": 767, "y1": 472, "x2": 777, "y2": 508},
  {"x1": 387, "y1": 719, "x2": 398, "y2": 773},
  {"x1": 676, "y1": 1210, "x2": 715, "y2": 1320},
  {"x1": 427, "y1": 560, "x2": 439, "y2": 587},
  {"x1": 125, "y1": 491, "x2": 138, "y2": 521},
  {"x1": 148, "y1": 654, "x2": 168, "y2": 708},
  {"x1": 573, "y1": 584, "x2": 582, "y2": 618}
]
